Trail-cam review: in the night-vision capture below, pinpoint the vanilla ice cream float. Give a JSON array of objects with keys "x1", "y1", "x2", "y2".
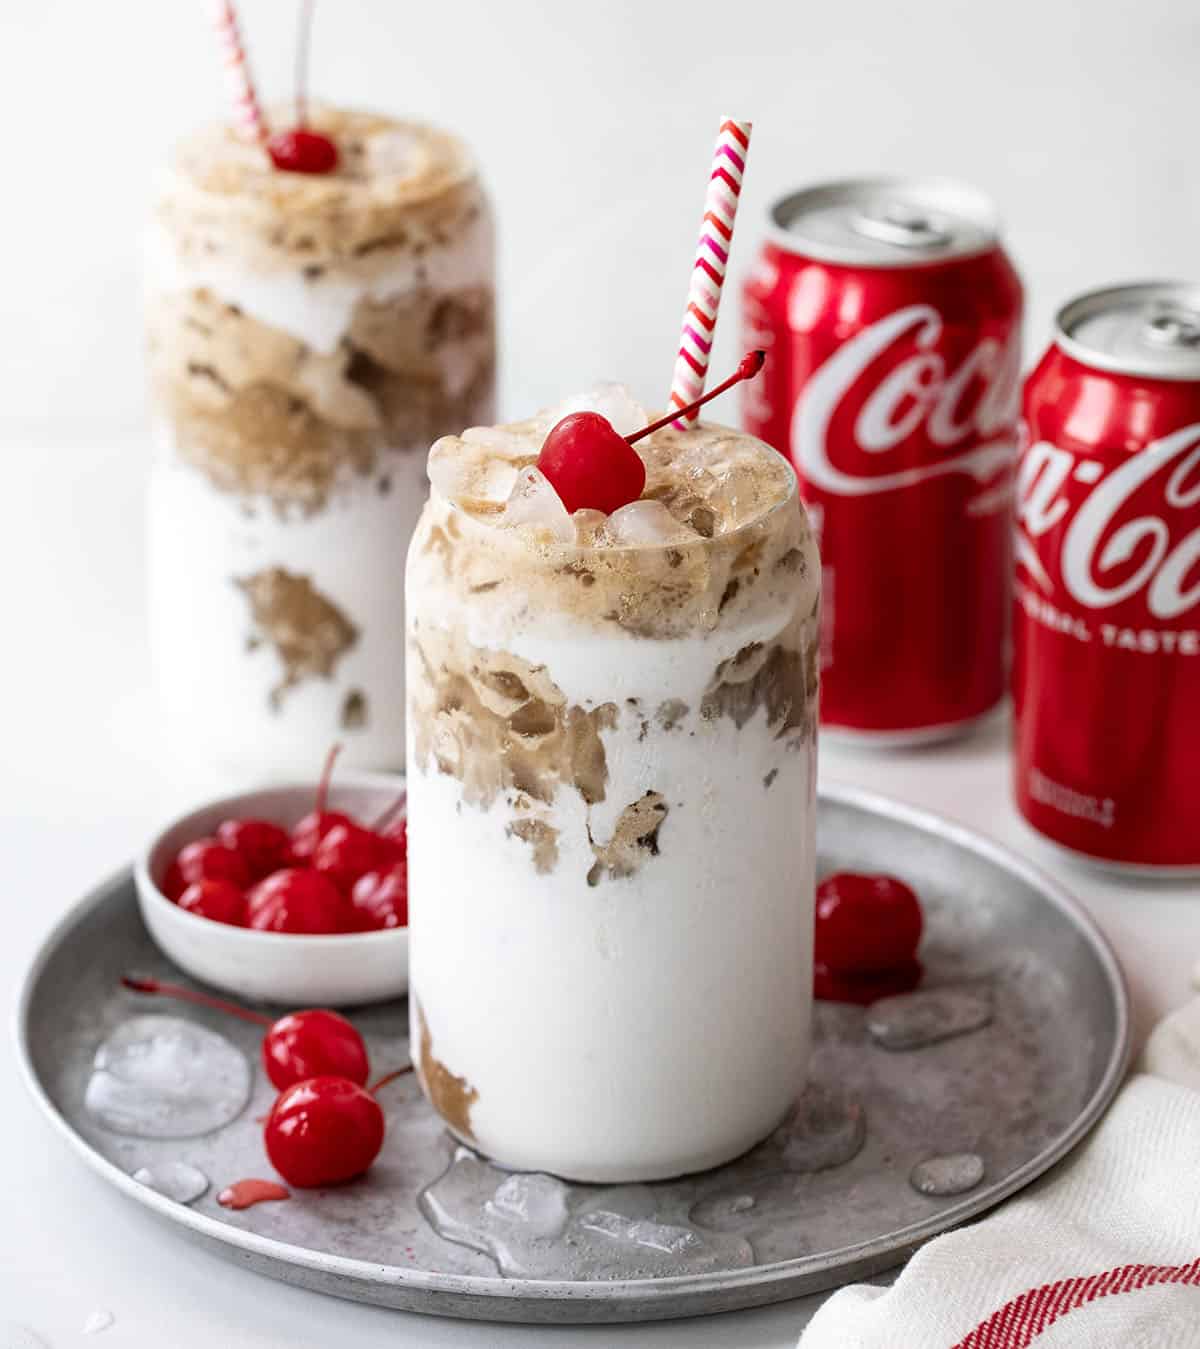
[
  {"x1": 405, "y1": 371, "x2": 821, "y2": 1182},
  {"x1": 145, "y1": 105, "x2": 495, "y2": 776}
]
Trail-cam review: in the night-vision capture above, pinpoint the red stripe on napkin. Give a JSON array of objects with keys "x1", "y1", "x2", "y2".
[{"x1": 952, "y1": 1258, "x2": 1200, "y2": 1347}]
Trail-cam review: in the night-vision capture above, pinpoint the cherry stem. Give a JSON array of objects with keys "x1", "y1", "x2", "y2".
[
  {"x1": 369, "y1": 790, "x2": 407, "y2": 833},
  {"x1": 369, "y1": 1065, "x2": 414, "y2": 1095},
  {"x1": 315, "y1": 742, "x2": 342, "y2": 817},
  {"x1": 295, "y1": 0, "x2": 316, "y2": 127},
  {"x1": 120, "y1": 974, "x2": 273, "y2": 1028},
  {"x1": 627, "y1": 350, "x2": 766, "y2": 445}
]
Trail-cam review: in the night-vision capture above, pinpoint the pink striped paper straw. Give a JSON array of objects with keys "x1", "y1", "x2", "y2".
[
  {"x1": 667, "y1": 117, "x2": 753, "y2": 426},
  {"x1": 208, "y1": 0, "x2": 269, "y2": 144}
]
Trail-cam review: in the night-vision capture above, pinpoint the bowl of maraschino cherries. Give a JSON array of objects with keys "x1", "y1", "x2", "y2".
[{"x1": 135, "y1": 748, "x2": 409, "y2": 1006}]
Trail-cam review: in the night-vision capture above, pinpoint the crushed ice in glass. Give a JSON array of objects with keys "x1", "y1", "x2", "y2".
[
  {"x1": 84, "y1": 1015, "x2": 252, "y2": 1139},
  {"x1": 910, "y1": 1152, "x2": 986, "y2": 1197},
  {"x1": 427, "y1": 446, "x2": 518, "y2": 506},
  {"x1": 866, "y1": 985, "x2": 993, "y2": 1051},
  {"x1": 501, "y1": 467, "x2": 575, "y2": 543},
  {"x1": 461, "y1": 424, "x2": 533, "y2": 459},
  {"x1": 364, "y1": 129, "x2": 423, "y2": 180},
  {"x1": 420, "y1": 1147, "x2": 752, "y2": 1279},
  {"x1": 604, "y1": 499, "x2": 692, "y2": 547},
  {"x1": 131, "y1": 1160, "x2": 210, "y2": 1204},
  {"x1": 549, "y1": 384, "x2": 649, "y2": 438}
]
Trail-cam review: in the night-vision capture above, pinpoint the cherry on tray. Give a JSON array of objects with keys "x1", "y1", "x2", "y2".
[
  {"x1": 814, "y1": 871, "x2": 925, "y2": 1005},
  {"x1": 265, "y1": 1076, "x2": 385, "y2": 1188}
]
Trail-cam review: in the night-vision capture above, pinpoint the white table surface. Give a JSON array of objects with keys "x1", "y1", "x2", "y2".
[{"x1": 3, "y1": 437, "x2": 1196, "y2": 1348}]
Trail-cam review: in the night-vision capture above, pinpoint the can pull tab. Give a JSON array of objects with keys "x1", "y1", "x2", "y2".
[
  {"x1": 1143, "y1": 303, "x2": 1200, "y2": 351},
  {"x1": 849, "y1": 200, "x2": 953, "y2": 250}
]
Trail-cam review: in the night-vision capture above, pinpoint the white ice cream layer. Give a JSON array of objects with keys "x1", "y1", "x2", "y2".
[
  {"x1": 407, "y1": 612, "x2": 817, "y2": 1182},
  {"x1": 143, "y1": 212, "x2": 494, "y2": 355},
  {"x1": 148, "y1": 445, "x2": 429, "y2": 778}
]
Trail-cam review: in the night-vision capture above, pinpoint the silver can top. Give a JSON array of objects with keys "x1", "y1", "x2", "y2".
[
  {"x1": 1057, "y1": 281, "x2": 1200, "y2": 381},
  {"x1": 768, "y1": 177, "x2": 1000, "y2": 267}
]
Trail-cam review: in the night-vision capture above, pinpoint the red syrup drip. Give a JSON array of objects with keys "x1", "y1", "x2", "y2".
[{"x1": 217, "y1": 1178, "x2": 291, "y2": 1210}]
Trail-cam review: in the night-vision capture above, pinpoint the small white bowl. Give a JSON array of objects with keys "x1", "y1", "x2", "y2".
[{"x1": 135, "y1": 773, "x2": 408, "y2": 1007}]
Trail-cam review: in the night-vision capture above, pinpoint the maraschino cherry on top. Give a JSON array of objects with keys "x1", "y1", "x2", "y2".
[
  {"x1": 268, "y1": 126, "x2": 338, "y2": 174},
  {"x1": 265, "y1": 0, "x2": 339, "y2": 174},
  {"x1": 536, "y1": 351, "x2": 766, "y2": 515}
]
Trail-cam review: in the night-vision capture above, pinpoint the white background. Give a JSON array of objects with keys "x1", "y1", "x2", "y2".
[
  {"x1": 2, "y1": 2, "x2": 1198, "y2": 1346},
  {"x1": 2, "y1": 0, "x2": 1199, "y2": 433}
]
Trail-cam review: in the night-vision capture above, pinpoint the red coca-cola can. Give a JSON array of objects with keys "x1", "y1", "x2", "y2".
[
  {"x1": 743, "y1": 179, "x2": 1023, "y2": 741},
  {"x1": 1014, "y1": 282, "x2": 1200, "y2": 873}
]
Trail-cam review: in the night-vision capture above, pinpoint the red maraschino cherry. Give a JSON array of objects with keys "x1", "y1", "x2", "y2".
[
  {"x1": 247, "y1": 867, "x2": 347, "y2": 934},
  {"x1": 166, "y1": 838, "x2": 250, "y2": 899},
  {"x1": 313, "y1": 821, "x2": 382, "y2": 895},
  {"x1": 263, "y1": 1009, "x2": 369, "y2": 1090},
  {"x1": 178, "y1": 879, "x2": 247, "y2": 927},
  {"x1": 349, "y1": 861, "x2": 408, "y2": 931},
  {"x1": 216, "y1": 817, "x2": 292, "y2": 880},
  {"x1": 265, "y1": 1076, "x2": 385, "y2": 1187},
  {"x1": 264, "y1": 0, "x2": 338, "y2": 176},
  {"x1": 536, "y1": 351, "x2": 765, "y2": 515},
  {"x1": 536, "y1": 413, "x2": 646, "y2": 515},
  {"x1": 812, "y1": 871, "x2": 925, "y2": 1005},
  {"x1": 267, "y1": 127, "x2": 338, "y2": 174},
  {"x1": 814, "y1": 872, "x2": 924, "y2": 975}
]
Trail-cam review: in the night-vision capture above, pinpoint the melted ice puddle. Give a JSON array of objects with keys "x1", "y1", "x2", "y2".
[
  {"x1": 689, "y1": 1084, "x2": 866, "y2": 1238},
  {"x1": 132, "y1": 1161, "x2": 210, "y2": 1204},
  {"x1": 85, "y1": 1015, "x2": 252, "y2": 1139},
  {"x1": 910, "y1": 1152, "x2": 985, "y2": 1197},
  {"x1": 421, "y1": 1149, "x2": 753, "y2": 1279},
  {"x1": 866, "y1": 985, "x2": 993, "y2": 1052},
  {"x1": 774, "y1": 1083, "x2": 867, "y2": 1173}
]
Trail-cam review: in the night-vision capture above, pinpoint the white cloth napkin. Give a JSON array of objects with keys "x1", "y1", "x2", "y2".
[{"x1": 798, "y1": 999, "x2": 1200, "y2": 1348}]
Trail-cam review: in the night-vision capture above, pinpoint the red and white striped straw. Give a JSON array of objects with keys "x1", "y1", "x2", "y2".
[
  {"x1": 666, "y1": 117, "x2": 753, "y2": 426},
  {"x1": 208, "y1": 0, "x2": 269, "y2": 144}
]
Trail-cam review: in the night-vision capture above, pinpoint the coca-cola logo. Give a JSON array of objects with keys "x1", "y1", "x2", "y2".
[
  {"x1": 791, "y1": 304, "x2": 1019, "y2": 497},
  {"x1": 1015, "y1": 425, "x2": 1200, "y2": 620}
]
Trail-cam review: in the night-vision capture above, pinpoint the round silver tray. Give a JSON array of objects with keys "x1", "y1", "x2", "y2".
[{"x1": 15, "y1": 785, "x2": 1130, "y2": 1324}]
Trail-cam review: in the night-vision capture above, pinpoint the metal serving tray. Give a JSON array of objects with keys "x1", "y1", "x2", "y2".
[{"x1": 16, "y1": 785, "x2": 1129, "y2": 1324}]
